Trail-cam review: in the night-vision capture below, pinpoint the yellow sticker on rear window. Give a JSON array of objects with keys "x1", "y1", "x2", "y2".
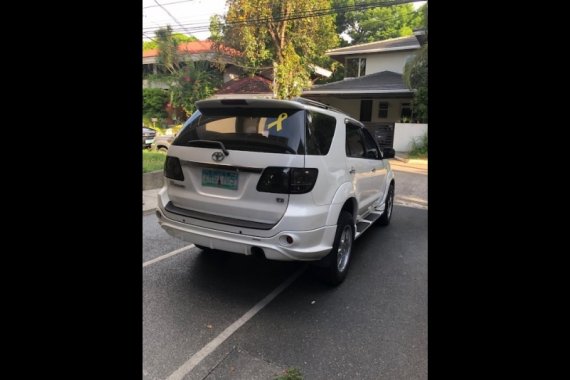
[{"x1": 267, "y1": 113, "x2": 288, "y2": 132}]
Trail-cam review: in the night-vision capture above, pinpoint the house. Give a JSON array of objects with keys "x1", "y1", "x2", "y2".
[
  {"x1": 209, "y1": 66, "x2": 331, "y2": 99},
  {"x1": 302, "y1": 32, "x2": 427, "y2": 151},
  {"x1": 211, "y1": 74, "x2": 273, "y2": 99},
  {"x1": 142, "y1": 40, "x2": 242, "y2": 89}
]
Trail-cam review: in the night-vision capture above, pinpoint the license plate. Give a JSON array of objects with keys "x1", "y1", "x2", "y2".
[
  {"x1": 202, "y1": 169, "x2": 238, "y2": 190},
  {"x1": 145, "y1": 139, "x2": 154, "y2": 144}
]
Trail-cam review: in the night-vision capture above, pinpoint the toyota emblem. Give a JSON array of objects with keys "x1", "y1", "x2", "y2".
[{"x1": 212, "y1": 151, "x2": 225, "y2": 162}]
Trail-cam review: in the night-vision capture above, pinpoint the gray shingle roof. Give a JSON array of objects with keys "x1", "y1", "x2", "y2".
[
  {"x1": 328, "y1": 35, "x2": 420, "y2": 55},
  {"x1": 303, "y1": 71, "x2": 412, "y2": 95},
  {"x1": 326, "y1": 35, "x2": 420, "y2": 63}
]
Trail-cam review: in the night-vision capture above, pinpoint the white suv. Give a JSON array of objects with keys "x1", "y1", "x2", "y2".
[{"x1": 156, "y1": 98, "x2": 395, "y2": 284}]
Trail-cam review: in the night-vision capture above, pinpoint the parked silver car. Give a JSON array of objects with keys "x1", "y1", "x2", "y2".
[
  {"x1": 143, "y1": 127, "x2": 156, "y2": 149},
  {"x1": 151, "y1": 134, "x2": 176, "y2": 153}
]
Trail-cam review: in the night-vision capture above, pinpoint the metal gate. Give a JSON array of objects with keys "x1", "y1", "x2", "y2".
[{"x1": 365, "y1": 123, "x2": 395, "y2": 149}]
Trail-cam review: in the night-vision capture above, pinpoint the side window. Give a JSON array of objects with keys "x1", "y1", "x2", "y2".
[
  {"x1": 378, "y1": 102, "x2": 389, "y2": 118},
  {"x1": 306, "y1": 111, "x2": 336, "y2": 155},
  {"x1": 346, "y1": 124, "x2": 366, "y2": 158},
  {"x1": 362, "y1": 128, "x2": 381, "y2": 159},
  {"x1": 400, "y1": 102, "x2": 412, "y2": 122}
]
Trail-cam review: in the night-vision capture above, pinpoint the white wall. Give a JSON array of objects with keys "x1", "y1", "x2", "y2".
[
  {"x1": 365, "y1": 50, "x2": 418, "y2": 74},
  {"x1": 393, "y1": 123, "x2": 427, "y2": 152},
  {"x1": 142, "y1": 79, "x2": 170, "y2": 89}
]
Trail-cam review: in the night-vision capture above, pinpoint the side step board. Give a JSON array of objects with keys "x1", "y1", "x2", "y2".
[{"x1": 354, "y1": 211, "x2": 383, "y2": 239}]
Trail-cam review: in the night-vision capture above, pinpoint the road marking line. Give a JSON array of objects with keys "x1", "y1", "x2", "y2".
[
  {"x1": 143, "y1": 244, "x2": 195, "y2": 267},
  {"x1": 166, "y1": 265, "x2": 307, "y2": 380}
]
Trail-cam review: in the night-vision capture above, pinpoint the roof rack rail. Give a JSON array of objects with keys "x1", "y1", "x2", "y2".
[{"x1": 292, "y1": 97, "x2": 345, "y2": 114}]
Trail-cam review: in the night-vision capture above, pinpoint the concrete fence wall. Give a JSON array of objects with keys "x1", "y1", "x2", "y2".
[{"x1": 393, "y1": 123, "x2": 428, "y2": 152}]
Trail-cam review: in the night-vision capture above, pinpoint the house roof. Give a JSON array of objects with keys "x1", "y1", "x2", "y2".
[
  {"x1": 215, "y1": 75, "x2": 273, "y2": 95},
  {"x1": 302, "y1": 70, "x2": 412, "y2": 96},
  {"x1": 326, "y1": 35, "x2": 420, "y2": 62},
  {"x1": 143, "y1": 40, "x2": 241, "y2": 58}
]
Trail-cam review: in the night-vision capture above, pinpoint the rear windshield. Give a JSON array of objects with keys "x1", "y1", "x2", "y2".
[{"x1": 173, "y1": 108, "x2": 306, "y2": 154}]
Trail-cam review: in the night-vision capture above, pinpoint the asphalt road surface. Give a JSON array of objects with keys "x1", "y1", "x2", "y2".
[{"x1": 143, "y1": 204, "x2": 427, "y2": 380}]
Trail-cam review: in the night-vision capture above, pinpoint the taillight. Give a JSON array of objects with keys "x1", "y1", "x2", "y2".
[
  {"x1": 257, "y1": 167, "x2": 318, "y2": 194},
  {"x1": 164, "y1": 156, "x2": 184, "y2": 181},
  {"x1": 290, "y1": 168, "x2": 319, "y2": 193}
]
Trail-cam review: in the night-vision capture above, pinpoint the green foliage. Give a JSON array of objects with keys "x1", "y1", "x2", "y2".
[
  {"x1": 143, "y1": 88, "x2": 169, "y2": 119},
  {"x1": 143, "y1": 33, "x2": 198, "y2": 51},
  {"x1": 403, "y1": 3, "x2": 427, "y2": 123},
  {"x1": 143, "y1": 150, "x2": 167, "y2": 173},
  {"x1": 403, "y1": 44, "x2": 427, "y2": 122},
  {"x1": 275, "y1": 368, "x2": 303, "y2": 380},
  {"x1": 143, "y1": 40, "x2": 156, "y2": 50},
  {"x1": 148, "y1": 26, "x2": 223, "y2": 118},
  {"x1": 169, "y1": 61, "x2": 222, "y2": 116},
  {"x1": 155, "y1": 26, "x2": 180, "y2": 74},
  {"x1": 274, "y1": 43, "x2": 311, "y2": 98},
  {"x1": 333, "y1": 1, "x2": 423, "y2": 44},
  {"x1": 218, "y1": 0, "x2": 339, "y2": 98},
  {"x1": 408, "y1": 132, "x2": 427, "y2": 158}
]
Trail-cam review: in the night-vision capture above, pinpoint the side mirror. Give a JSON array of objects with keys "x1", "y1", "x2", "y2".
[
  {"x1": 365, "y1": 149, "x2": 379, "y2": 159},
  {"x1": 382, "y1": 147, "x2": 395, "y2": 159}
]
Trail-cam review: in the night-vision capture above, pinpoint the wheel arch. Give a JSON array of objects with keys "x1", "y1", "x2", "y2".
[{"x1": 325, "y1": 182, "x2": 358, "y2": 226}]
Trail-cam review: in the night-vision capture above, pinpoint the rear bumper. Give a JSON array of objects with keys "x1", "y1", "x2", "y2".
[{"x1": 155, "y1": 207, "x2": 336, "y2": 261}]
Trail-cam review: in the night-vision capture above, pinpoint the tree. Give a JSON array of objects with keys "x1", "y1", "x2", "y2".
[
  {"x1": 148, "y1": 26, "x2": 222, "y2": 118},
  {"x1": 216, "y1": 0, "x2": 339, "y2": 99},
  {"x1": 143, "y1": 33, "x2": 198, "y2": 51},
  {"x1": 155, "y1": 26, "x2": 180, "y2": 75},
  {"x1": 143, "y1": 88, "x2": 169, "y2": 120},
  {"x1": 403, "y1": 4, "x2": 427, "y2": 122},
  {"x1": 333, "y1": 0, "x2": 423, "y2": 45},
  {"x1": 169, "y1": 61, "x2": 222, "y2": 116}
]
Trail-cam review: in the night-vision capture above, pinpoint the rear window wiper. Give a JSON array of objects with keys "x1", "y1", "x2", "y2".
[{"x1": 186, "y1": 140, "x2": 229, "y2": 156}]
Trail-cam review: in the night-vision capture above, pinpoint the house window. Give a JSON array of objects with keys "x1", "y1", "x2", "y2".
[
  {"x1": 400, "y1": 103, "x2": 413, "y2": 122},
  {"x1": 346, "y1": 58, "x2": 366, "y2": 78},
  {"x1": 378, "y1": 102, "x2": 389, "y2": 118}
]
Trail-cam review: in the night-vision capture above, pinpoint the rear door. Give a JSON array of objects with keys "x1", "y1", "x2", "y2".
[
  {"x1": 166, "y1": 105, "x2": 306, "y2": 226},
  {"x1": 346, "y1": 123, "x2": 377, "y2": 215},
  {"x1": 361, "y1": 127, "x2": 387, "y2": 203}
]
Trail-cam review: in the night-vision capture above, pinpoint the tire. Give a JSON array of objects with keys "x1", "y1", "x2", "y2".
[
  {"x1": 158, "y1": 146, "x2": 168, "y2": 153},
  {"x1": 319, "y1": 211, "x2": 354, "y2": 286},
  {"x1": 378, "y1": 182, "x2": 394, "y2": 226}
]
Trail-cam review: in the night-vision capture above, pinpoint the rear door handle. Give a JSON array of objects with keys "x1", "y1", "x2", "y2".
[
  {"x1": 371, "y1": 168, "x2": 376, "y2": 173},
  {"x1": 349, "y1": 168, "x2": 356, "y2": 174}
]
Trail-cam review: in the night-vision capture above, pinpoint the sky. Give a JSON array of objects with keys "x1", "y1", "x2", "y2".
[{"x1": 143, "y1": 0, "x2": 427, "y2": 41}]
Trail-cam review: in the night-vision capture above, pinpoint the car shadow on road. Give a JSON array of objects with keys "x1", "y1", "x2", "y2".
[{"x1": 184, "y1": 248, "x2": 303, "y2": 300}]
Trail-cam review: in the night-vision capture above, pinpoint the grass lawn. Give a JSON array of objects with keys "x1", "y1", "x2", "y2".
[
  {"x1": 143, "y1": 150, "x2": 166, "y2": 173},
  {"x1": 408, "y1": 133, "x2": 427, "y2": 159},
  {"x1": 408, "y1": 152, "x2": 428, "y2": 159}
]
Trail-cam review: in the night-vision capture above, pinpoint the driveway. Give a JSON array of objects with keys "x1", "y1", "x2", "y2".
[
  {"x1": 389, "y1": 159, "x2": 427, "y2": 209},
  {"x1": 143, "y1": 205, "x2": 427, "y2": 379}
]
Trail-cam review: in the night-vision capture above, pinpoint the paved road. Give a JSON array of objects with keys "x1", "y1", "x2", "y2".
[
  {"x1": 390, "y1": 160, "x2": 427, "y2": 209},
  {"x1": 143, "y1": 205, "x2": 427, "y2": 380}
]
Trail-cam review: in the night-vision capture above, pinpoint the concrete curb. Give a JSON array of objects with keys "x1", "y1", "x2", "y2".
[
  {"x1": 143, "y1": 170, "x2": 164, "y2": 191},
  {"x1": 394, "y1": 155, "x2": 428, "y2": 165}
]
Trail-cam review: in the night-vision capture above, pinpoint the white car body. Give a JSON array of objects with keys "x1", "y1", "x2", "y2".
[{"x1": 156, "y1": 98, "x2": 395, "y2": 275}]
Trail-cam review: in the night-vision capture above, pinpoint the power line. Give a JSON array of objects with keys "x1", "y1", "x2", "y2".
[
  {"x1": 143, "y1": 0, "x2": 418, "y2": 33},
  {"x1": 144, "y1": 2, "x2": 419, "y2": 39},
  {"x1": 143, "y1": 0, "x2": 195, "y2": 9},
  {"x1": 153, "y1": 0, "x2": 194, "y2": 36}
]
